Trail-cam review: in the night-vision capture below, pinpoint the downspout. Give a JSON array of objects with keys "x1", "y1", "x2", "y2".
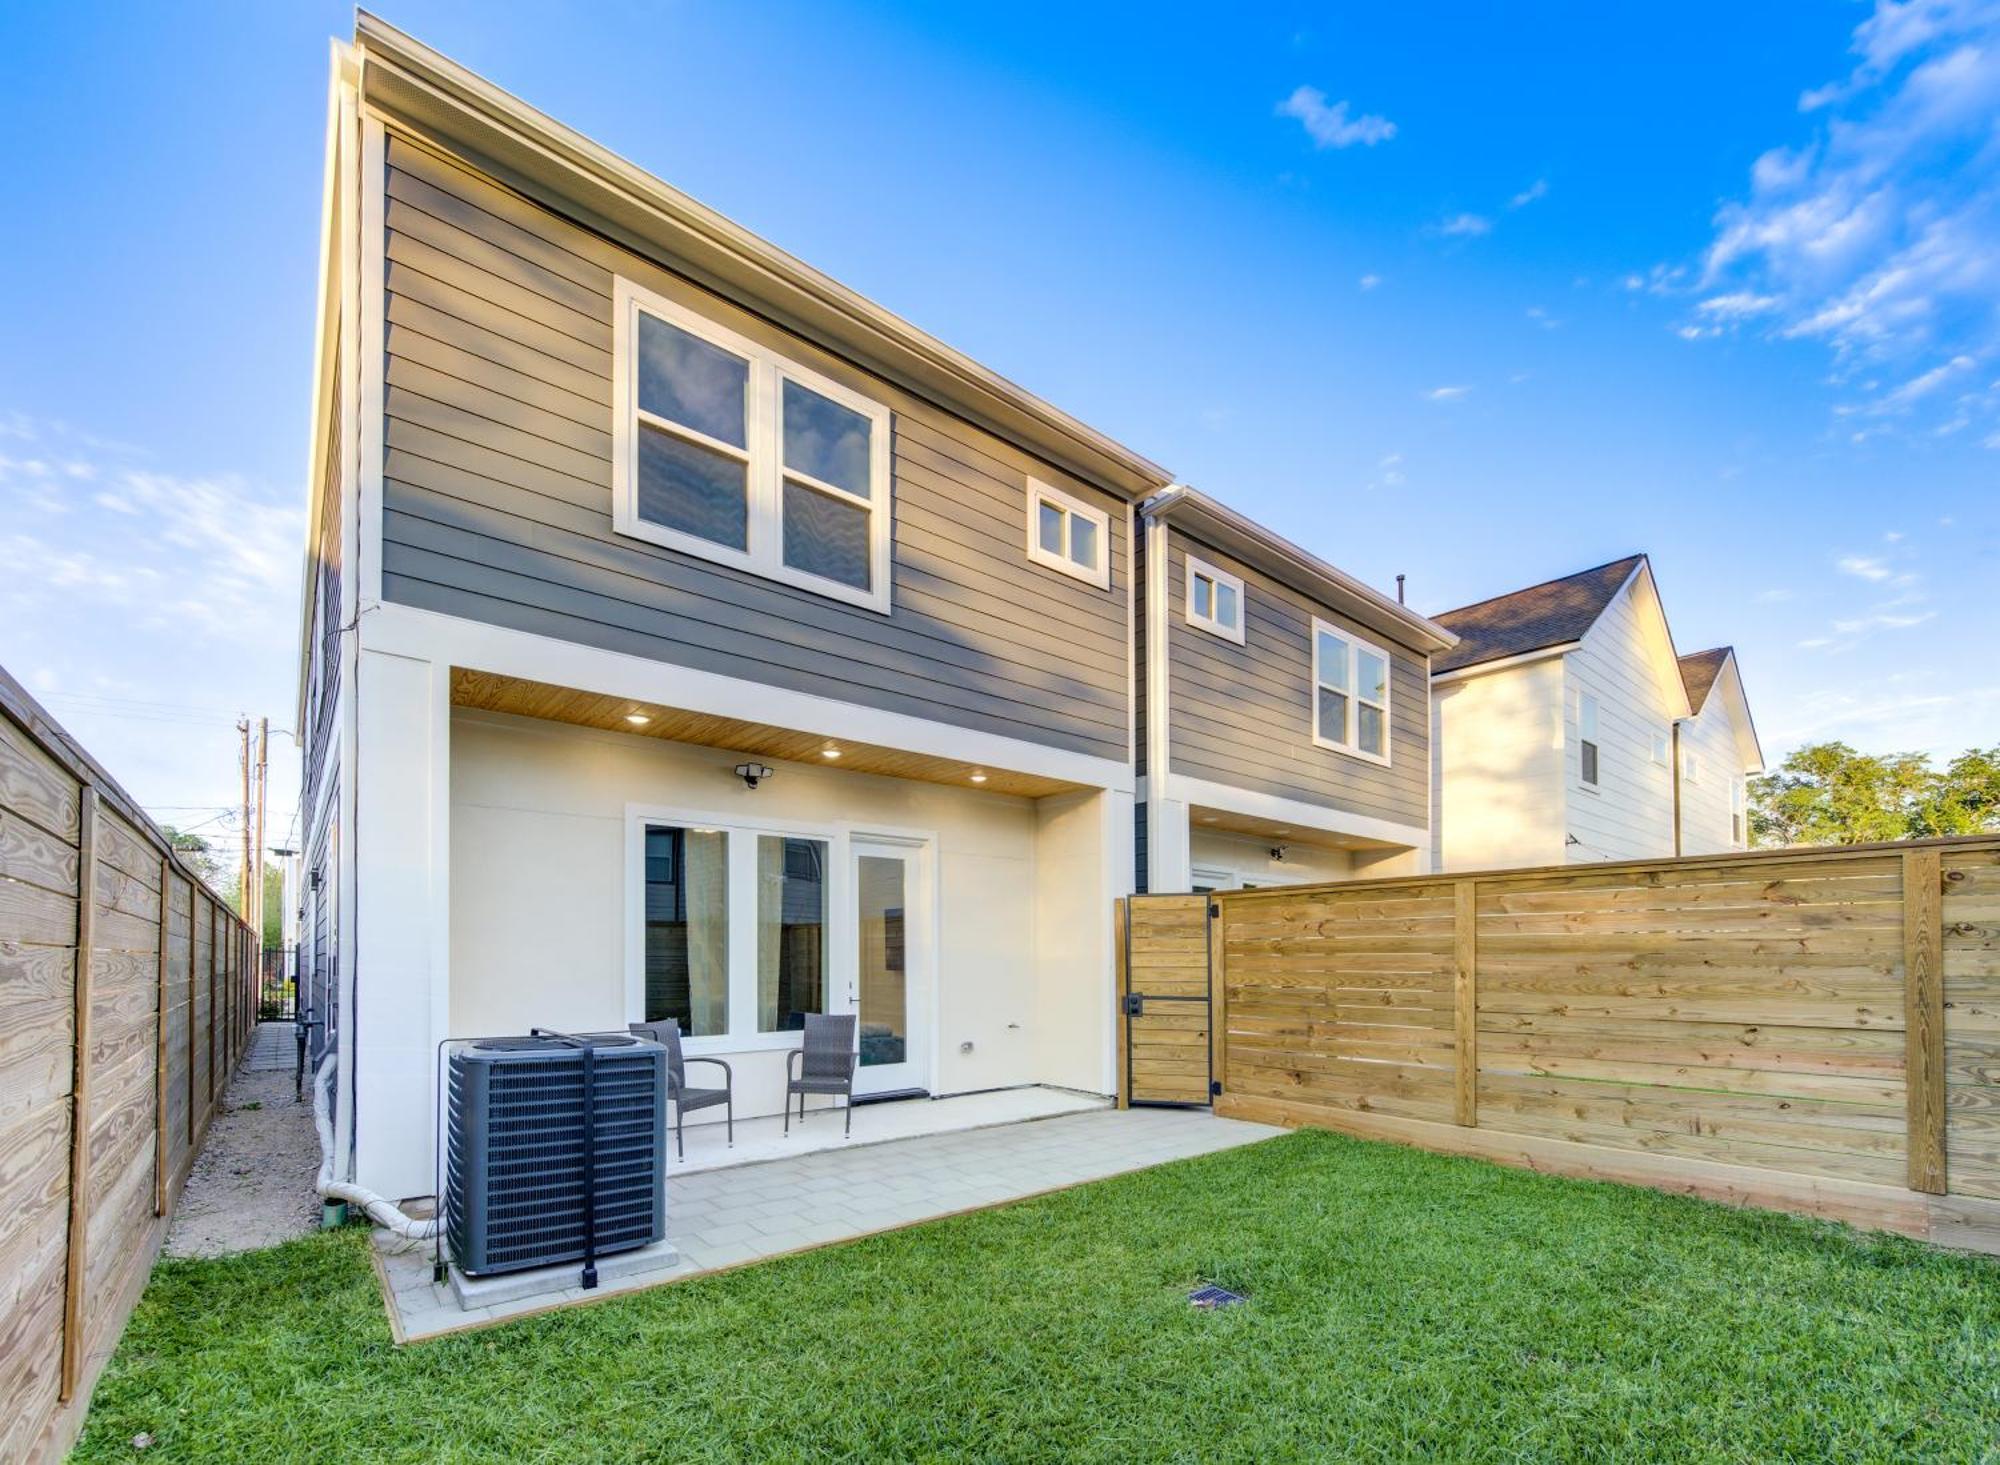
[
  {"x1": 1137, "y1": 486, "x2": 1185, "y2": 891},
  {"x1": 1671, "y1": 722, "x2": 1684, "y2": 857}
]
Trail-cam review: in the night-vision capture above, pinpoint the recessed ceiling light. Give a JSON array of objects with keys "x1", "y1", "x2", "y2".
[
  {"x1": 1272, "y1": 828, "x2": 1291, "y2": 836},
  {"x1": 624, "y1": 712, "x2": 651, "y2": 726},
  {"x1": 969, "y1": 771, "x2": 988, "y2": 784},
  {"x1": 821, "y1": 747, "x2": 841, "y2": 759},
  {"x1": 1200, "y1": 815, "x2": 1218, "y2": 823}
]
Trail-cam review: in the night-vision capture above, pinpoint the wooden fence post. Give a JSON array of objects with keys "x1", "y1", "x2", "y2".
[
  {"x1": 59, "y1": 786, "x2": 98, "y2": 1402},
  {"x1": 1454, "y1": 880, "x2": 1478, "y2": 1128},
  {"x1": 1112, "y1": 898, "x2": 1129, "y2": 1109},
  {"x1": 1904, "y1": 849, "x2": 1946, "y2": 1194},
  {"x1": 1208, "y1": 896, "x2": 1228, "y2": 1105},
  {"x1": 186, "y1": 896, "x2": 199, "y2": 1146},
  {"x1": 154, "y1": 858, "x2": 170, "y2": 1217}
]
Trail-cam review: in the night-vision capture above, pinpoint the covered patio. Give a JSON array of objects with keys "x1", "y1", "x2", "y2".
[{"x1": 374, "y1": 1103, "x2": 1283, "y2": 1341}]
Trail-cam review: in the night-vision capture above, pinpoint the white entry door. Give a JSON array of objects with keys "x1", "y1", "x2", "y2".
[{"x1": 846, "y1": 838, "x2": 931, "y2": 1097}]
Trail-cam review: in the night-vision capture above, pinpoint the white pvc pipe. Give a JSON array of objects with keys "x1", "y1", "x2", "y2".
[{"x1": 313, "y1": 1052, "x2": 439, "y2": 1240}]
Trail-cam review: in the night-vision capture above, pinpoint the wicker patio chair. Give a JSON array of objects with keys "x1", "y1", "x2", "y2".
[
  {"x1": 785, "y1": 1013, "x2": 858, "y2": 1137},
  {"x1": 629, "y1": 1020, "x2": 732, "y2": 1159}
]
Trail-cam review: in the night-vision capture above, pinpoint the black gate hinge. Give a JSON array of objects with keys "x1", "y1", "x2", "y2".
[{"x1": 1122, "y1": 993, "x2": 1145, "y2": 1016}]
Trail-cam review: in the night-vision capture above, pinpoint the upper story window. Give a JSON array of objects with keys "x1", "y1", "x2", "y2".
[
  {"x1": 1731, "y1": 777, "x2": 1746, "y2": 844},
  {"x1": 1313, "y1": 620, "x2": 1391, "y2": 765},
  {"x1": 1579, "y1": 693, "x2": 1601, "y2": 787},
  {"x1": 1683, "y1": 747, "x2": 1701, "y2": 785},
  {"x1": 1026, "y1": 478, "x2": 1110, "y2": 589},
  {"x1": 611, "y1": 278, "x2": 892, "y2": 614},
  {"x1": 1651, "y1": 730, "x2": 1670, "y2": 767},
  {"x1": 1186, "y1": 556, "x2": 1245, "y2": 643}
]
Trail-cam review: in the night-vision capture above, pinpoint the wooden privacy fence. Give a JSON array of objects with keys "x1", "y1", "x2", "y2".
[
  {"x1": 0, "y1": 667, "x2": 258, "y2": 1461},
  {"x1": 1123, "y1": 836, "x2": 2000, "y2": 1254}
]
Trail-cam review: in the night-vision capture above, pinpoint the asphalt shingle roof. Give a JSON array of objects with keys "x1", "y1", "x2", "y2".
[
  {"x1": 1678, "y1": 648, "x2": 1731, "y2": 713},
  {"x1": 1431, "y1": 556, "x2": 1646, "y2": 675}
]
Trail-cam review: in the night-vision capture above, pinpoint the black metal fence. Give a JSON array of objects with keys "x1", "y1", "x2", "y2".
[{"x1": 257, "y1": 946, "x2": 298, "y2": 1022}]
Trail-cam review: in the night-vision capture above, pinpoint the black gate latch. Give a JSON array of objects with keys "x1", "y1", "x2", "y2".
[{"x1": 1122, "y1": 993, "x2": 1145, "y2": 1016}]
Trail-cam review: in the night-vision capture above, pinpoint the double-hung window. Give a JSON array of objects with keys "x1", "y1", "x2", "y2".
[
  {"x1": 1579, "y1": 694, "x2": 1601, "y2": 788},
  {"x1": 1026, "y1": 478, "x2": 1110, "y2": 588},
  {"x1": 1731, "y1": 778, "x2": 1746, "y2": 845},
  {"x1": 1186, "y1": 556, "x2": 1245, "y2": 643},
  {"x1": 1312, "y1": 620, "x2": 1391, "y2": 764},
  {"x1": 612, "y1": 278, "x2": 892, "y2": 613}
]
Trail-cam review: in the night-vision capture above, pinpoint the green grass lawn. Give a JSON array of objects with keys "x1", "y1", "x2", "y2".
[{"x1": 76, "y1": 1131, "x2": 2000, "y2": 1463}]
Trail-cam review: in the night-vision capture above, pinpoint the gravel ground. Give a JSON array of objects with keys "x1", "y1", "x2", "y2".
[{"x1": 163, "y1": 1031, "x2": 322, "y2": 1259}]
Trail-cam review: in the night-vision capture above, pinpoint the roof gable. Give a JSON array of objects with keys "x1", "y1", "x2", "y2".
[
  {"x1": 1678, "y1": 648, "x2": 1730, "y2": 713},
  {"x1": 1679, "y1": 646, "x2": 1765, "y2": 772},
  {"x1": 1432, "y1": 556, "x2": 1645, "y2": 674}
]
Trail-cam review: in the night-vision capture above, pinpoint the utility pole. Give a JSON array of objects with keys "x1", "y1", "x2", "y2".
[
  {"x1": 238, "y1": 717, "x2": 252, "y2": 921},
  {"x1": 254, "y1": 717, "x2": 270, "y2": 958}
]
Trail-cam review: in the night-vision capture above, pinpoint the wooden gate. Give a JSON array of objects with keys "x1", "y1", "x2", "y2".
[{"x1": 1115, "y1": 894, "x2": 1214, "y2": 1107}]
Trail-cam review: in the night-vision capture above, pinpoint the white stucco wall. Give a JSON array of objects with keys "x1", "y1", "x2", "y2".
[
  {"x1": 1189, "y1": 826, "x2": 1352, "y2": 888},
  {"x1": 1431, "y1": 656, "x2": 1567, "y2": 872},
  {"x1": 448, "y1": 709, "x2": 1117, "y2": 1131}
]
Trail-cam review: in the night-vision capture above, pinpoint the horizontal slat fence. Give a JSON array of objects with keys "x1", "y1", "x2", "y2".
[
  {"x1": 0, "y1": 666, "x2": 258, "y2": 1462},
  {"x1": 1179, "y1": 836, "x2": 2000, "y2": 1254}
]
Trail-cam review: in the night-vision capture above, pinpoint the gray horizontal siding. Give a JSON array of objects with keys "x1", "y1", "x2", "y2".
[
  {"x1": 377, "y1": 133, "x2": 1130, "y2": 761},
  {"x1": 1165, "y1": 530, "x2": 1430, "y2": 828}
]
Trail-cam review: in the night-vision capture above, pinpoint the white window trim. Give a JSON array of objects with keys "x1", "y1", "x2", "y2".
[
  {"x1": 1024, "y1": 477, "x2": 1111, "y2": 590},
  {"x1": 1684, "y1": 748, "x2": 1701, "y2": 785},
  {"x1": 623, "y1": 803, "x2": 938, "y2": 1056},
  {"x1": 610, "y1": 276, "x2": 893, "y2": 615},
  {"x1": 1185, "y1": 555, "x2": 1246, "y2": 644},
  {"x1": 1310, "y1": 618, "x2": 1393, "y2": 767},
  {"x1": 1577, "y1": 692, "x2": 1601, "y2": 793}
]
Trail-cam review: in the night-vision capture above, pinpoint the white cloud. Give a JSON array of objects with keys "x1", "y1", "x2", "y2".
[
  {"x1": 1525, "y1": 305, "x2": 1560, "y2": 329},
  {"x1": 1358, "y1": 272, "x2": 1382, "y2": 291},
  {"x1": 1509, "y1": 179, "x2": 1549, "y2": 209},
  {"x1": 1836, "y1": 553, "x2": 1895, "y2": 581},
  {"x1": 1695, "y1": 1, "x2": 2000, "y2": 423},
  {"x1": 1277, "y1": 86, "x2": 1396, "y2": 149},
  {"x1": 1697, "y1": 291, "x2": 1780, "y2": 319},
  {"x1": 1832, "y1": 609, "x2": 1937, "y2": 632},
  {"x1": 1435, "y1": 212, "x2": 1492, "y2": 238},
  {"x1": 1755, "y1": 587, "x2": 1795, "y2": 602},
  {"x1": 1426, "y1": 385, "x2": 1471, "y2": 401}
]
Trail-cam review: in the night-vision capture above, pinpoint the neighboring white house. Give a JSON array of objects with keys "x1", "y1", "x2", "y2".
[{"x1": 1428, "y1": 556, "x2": 1763, "y2": 871}]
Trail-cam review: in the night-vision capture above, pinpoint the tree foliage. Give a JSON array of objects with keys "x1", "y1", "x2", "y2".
[{"x1": 1749, "y1": 742, "x2": 2000, "y2": 847}]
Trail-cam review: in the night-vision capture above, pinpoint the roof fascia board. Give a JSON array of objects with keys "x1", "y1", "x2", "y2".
[
  {"x1": 352, "y1": 13, "x2": 1170, "y2": 500},
  {"x1": 295, "y1": 41, "x2": 360, "y2": 733},
  {"x1": 1139, "y1": 486, "x2": 1457, "y2": 653},
  {"x1": 1588, "y1": 559, "x2": 1694, "y2": 720},
  {"x1": 1431, "y1": 641, "x2": 1580, "y2": 684},
  {"x1": 1715, "y1": 654, "x2": 1766, "y2": 772}
]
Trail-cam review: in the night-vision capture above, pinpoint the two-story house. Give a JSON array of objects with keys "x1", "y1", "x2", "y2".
[
  {"x1": 1427, "y1": 555, "x2": 1763, "y2": 872},
  {"x1": 1135, "y1": 487, "x2": 1454, "y2": 893},
  {"x1": 294, "y1": 20, "x2": 1452, "y2": 1202}
]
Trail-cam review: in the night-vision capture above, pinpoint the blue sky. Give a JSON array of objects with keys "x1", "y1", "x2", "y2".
[{"x1": 2, "y1": 1, "x2": 1996, "y2": 851}]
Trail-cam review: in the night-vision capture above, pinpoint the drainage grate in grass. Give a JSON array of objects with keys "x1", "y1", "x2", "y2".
[{"x1": 1188, "y1": 1284, "x2": 1246, "y2": 1310}]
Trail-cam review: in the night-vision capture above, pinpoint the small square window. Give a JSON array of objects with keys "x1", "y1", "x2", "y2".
[
  {"x1": 1651, "y1": 731, "x2": 1670, "y2": 766},
  {"x1": 1025, "y1": 478, "x2": 1110, "y2": 589},
  {"x1": 1185, "y1": 556, "x2": 1245, "y2": 643}
]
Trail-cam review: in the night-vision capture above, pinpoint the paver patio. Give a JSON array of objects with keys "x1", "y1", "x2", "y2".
[{"x1": 376, "y1": 1105, "x2": 1284, "y2": 1339}]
